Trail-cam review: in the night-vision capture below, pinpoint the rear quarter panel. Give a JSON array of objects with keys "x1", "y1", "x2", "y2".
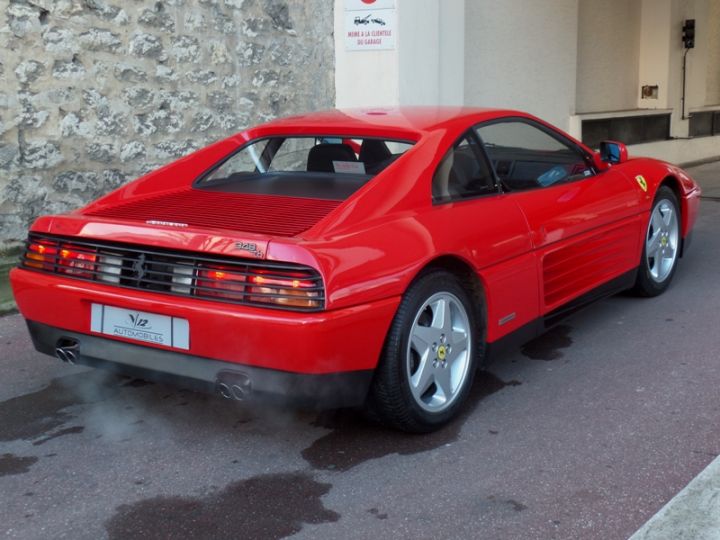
[{"x1": 282, "y1": 194, "x2": 537, "y2": 343}]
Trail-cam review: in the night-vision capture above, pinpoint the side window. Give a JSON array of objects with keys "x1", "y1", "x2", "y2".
[
  {"x1": 432, "y1": 133, "x2": 496, "y2": 203},
  {"x1": 475, "y1": 121, "x2": 594, "y2": 191}
]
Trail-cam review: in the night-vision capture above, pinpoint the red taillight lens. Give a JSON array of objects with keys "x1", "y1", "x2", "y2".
[
  {"x1": 57, "y1": 245, "x2": 97, "y2": 278},
  {"x1": 194, "y1": 266, "x2": 322, "y2": 309},
  {"x1": 24, "y1": 240, "x2": 96, "y2": 278},
  {"x1": 195, "y1": 265, "x2": 246, "y2": 300},
  {"x1": 25, "y1": 241, "x2": 59, "y2": 271},
  {"x1": 247, "y1": 271, "x2": 321, "y2": 309}
]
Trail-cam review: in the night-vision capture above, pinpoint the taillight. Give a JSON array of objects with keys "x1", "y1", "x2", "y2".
[
  {"x1": 57, "y1": 245, "x2": 97, "y2": 278},
  {"x1": 195, "y1": 265, "x2": 246, "y2": 301},
  {"x1": 24, "y1": 240, "x2": 96, "y2": 278},
  {"x1": 22, "y1": 234, "x2": 325, "y2": 312},
  {"x1": 247, "y1": 271, "x2": 321, "y2": 309},
  {"x1": 25, "y1": 241, "x2": 58, "y2": 271},
  {"x1": 193, "y1": 266, "x2": 322, "y2": 309}
]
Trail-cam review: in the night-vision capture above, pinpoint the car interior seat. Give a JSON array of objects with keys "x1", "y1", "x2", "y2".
[
  {"x1": 359, "y1": 139, "x2": 392, "y2": 173},
  {"x1": 306, "y1": 144, "x2": 358, "y2": 173}
]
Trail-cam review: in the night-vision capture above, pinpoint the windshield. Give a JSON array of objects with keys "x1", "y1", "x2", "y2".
[{"x1": 196, "y1": 136, "x2": 414, "y2": 200}]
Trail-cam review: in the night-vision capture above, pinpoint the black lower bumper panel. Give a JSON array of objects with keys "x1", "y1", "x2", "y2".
[{"x1": 26, "y1": 320, "x2": 373, "y2": 409}]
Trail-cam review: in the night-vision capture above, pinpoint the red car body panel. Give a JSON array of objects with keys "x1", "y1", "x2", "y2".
[
  {"x1": 11, "y1": 269, "x2": 398, "y2": 373},
  {"x1": 10, "y1": 107, "x2": 701, "y2": 404}
]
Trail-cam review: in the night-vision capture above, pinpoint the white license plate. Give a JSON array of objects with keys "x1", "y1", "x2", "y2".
[{"x1": 90, "y1": 304, "x2": 189, "y2": 350}]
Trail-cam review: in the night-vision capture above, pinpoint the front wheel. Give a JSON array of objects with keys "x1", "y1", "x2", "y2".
[
  {"x1": 632, "y1": 185, "x2": 681, "y2": 297},
  {"x1": 367, "y1": 270, "x2": 482, "y2": 432}
]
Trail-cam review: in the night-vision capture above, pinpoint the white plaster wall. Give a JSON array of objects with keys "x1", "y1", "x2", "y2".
[
  {"x1": 398, "y1": 0, "x2": 464, "y2": 106},
  {"x1": 685, "y1": 0, "x2": 710, "y2": 110},
  {"x1": 463, "y1": 0, "x2": 580, "y2": 131},
  {"x1": 397, "y1": 0, "x2": 440, "y2": 106},
  {"x1": 638, "y1": 0, "x2": 672, "y2": 110},
  {"x1": 576, "y1": 0, "x2": 641, "y2": 113},
  {"x1": 706, "y1": 0, "x2": 720, "y2": 104}
]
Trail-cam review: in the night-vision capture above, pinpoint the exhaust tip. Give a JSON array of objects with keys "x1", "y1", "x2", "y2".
[
  {"x1": 231, "y1": 383, "x2": 251, "y2": 401},
  {"x1": 55, "y1": 338, "x2": 80, "y2": 365},
  {"x1": 215, "y1": 371, "x2": 253, "y2": 401},
  {"x1": 216, "y1": 382, "x2": 232, "y2": 399}
]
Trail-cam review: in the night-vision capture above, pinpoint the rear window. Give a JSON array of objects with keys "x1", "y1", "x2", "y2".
[{"x1": 196, "y1": 137, "x2": 414, "y2": 200}]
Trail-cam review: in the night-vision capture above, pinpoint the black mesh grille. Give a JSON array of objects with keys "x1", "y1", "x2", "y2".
[{"x1": 20, "y1": 233, "x2": 325, "y2": 312}]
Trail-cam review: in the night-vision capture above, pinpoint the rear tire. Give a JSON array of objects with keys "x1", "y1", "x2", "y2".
[
  {"x1": 632, "y1": 186, "x2": 681, "y2": 297},
  {"x1": 367, "y1": 270, "x2": 483, "y2": 432}
]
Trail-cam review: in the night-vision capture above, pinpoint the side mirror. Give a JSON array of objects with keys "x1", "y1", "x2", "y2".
[{"x1": 599, "y1": 141, "x2": 628, "y2": 164}]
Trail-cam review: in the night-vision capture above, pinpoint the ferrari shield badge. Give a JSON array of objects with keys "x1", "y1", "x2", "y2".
[{"x1": 635, "y1": 175, "x2": 648, "y2": 192}]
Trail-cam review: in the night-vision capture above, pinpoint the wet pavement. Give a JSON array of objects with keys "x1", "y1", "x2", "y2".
[{"x1": 1, "y1": 182, "x2": 719, "y2": 539}]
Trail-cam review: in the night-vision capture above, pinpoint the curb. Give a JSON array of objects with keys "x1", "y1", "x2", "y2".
[{"x1": 629, "y1": 455, "x2": 720, "y2": 539}]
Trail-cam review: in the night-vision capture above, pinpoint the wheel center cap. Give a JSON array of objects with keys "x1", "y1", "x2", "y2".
[
  {"x1": 437, "y1": 345, "x2": 447, "y2": 361},
  {"x1": 661, "y1": 236, "x2": 668, "y2": 247}
]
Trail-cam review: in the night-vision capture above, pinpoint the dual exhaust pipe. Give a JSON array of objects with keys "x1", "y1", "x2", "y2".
[
  {"x1": 55, "y1": 337, "x2": 253, "y2": 402},
  {"x1": 55, "y1": 338, "x2": 79, "y2": 365},
  {"x1": 215, "y1": 371, "x2": 253, "y2": 402}
]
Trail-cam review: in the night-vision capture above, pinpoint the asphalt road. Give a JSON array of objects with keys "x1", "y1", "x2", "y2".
[{"x1": 1, "y1": 201, "x2": 719, "y2": 540}]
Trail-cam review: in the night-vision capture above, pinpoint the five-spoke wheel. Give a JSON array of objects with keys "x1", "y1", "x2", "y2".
[
  {"x1": 633, "y1": 185, "x2": 681, "y2": 296},
  {"x1": 367, "y1": 270, "x2": 482, "y2": 432},
  {"x1": 407, "y1": 292, "x2": 472, "y2": 413}
]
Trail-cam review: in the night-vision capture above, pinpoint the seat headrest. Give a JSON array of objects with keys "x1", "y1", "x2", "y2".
[
  {"x1": 306, "y1": 144, "x2": 357, "y2": 173},
  {"x1": 359, "y1": 139, "x2": 391, "y2": 167}
]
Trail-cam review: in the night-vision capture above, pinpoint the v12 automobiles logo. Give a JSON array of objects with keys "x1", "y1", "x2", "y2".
[{"x1": 127, "y1": 313, "x2": 151, "y2": 330}]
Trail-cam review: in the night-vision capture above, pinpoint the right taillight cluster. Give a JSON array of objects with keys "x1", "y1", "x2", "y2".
[{"x1": 194, "y1": 265, "x2": 322, "y2": 309}]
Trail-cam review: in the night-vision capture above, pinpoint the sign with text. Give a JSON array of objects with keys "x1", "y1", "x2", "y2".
[{"x1": 344, "y1": 6, "x2": 396, "y2": 51}]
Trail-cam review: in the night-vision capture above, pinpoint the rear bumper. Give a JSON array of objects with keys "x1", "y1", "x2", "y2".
[
  {"x1": 11, "y1": 267, "x2": 402, "y2": 407},
  {"x1": 10, "y1": 267, "x2": 400, "y2": 374},
  {"x1": 27, "y1": 320, "x2": 373, "y2": 408}
]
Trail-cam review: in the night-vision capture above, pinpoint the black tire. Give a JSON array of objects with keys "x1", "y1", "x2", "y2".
[
  {"x1": 632, "y1": 185, "x2": 681, "y2": 297},
  {"x1": 366, "y1": 269, "x2": 483, "y2": 432}
]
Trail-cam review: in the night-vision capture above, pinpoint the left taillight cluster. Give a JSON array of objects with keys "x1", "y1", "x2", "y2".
[
  {"x1": 25, "y1": 239, "x2": 98, "y2": 279},
  {"x1": 21, "y1": 236, "x2": 325, "y2": 312}
]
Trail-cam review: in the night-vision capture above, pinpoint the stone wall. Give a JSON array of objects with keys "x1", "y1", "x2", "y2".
[{"x1": 0, "y1": 0, "x2": 335, "y2": 247}]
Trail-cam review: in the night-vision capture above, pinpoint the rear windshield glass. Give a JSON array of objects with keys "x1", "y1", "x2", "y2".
[{"x1": 196, "y1": 137, "x2": 414, "y2": 200}]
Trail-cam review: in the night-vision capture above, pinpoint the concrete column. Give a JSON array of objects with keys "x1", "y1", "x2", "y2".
[
  {"x1": 398, "y1": 0, "x2": 465, "y2": 106},
  {"x1": 333, "y1": 0, "x2": 465, "y2": 108},
  {"x1": 333, "y1": 0, "x2": 400, "y2": 108}
]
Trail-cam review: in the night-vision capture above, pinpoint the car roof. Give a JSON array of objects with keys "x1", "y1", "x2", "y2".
[{"x1": 252, "y1": 107, "x2": 530, "y2": 140}]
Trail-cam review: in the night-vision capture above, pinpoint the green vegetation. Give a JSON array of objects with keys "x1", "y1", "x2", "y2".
[{"x1": 0, "y1": 250, "x2": 20, "y2": 315}]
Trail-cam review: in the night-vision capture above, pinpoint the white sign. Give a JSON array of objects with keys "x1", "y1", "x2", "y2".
[
  {"x1": 91, "y1": 304, "x2": 190, "y2": 350},
  {"x1": 333, "y1": 160, "x2": 367, "y2": 174},
  {"x1": 345, "y1": 0, "x2": 395, "y2": 11},
  {"x1": 345, "y1": 8, "x2": 396, "y2": 51}
]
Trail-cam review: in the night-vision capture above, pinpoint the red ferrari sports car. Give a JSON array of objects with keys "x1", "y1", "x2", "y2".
[{"x1": 10, "y1": 107, "x2": 701, "y2": 432}]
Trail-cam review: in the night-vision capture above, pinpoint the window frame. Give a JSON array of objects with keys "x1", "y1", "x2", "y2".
[
  {"x1": 193, "y1": 135, "x2": 417, "y2": 188},
  {"x1": 431, "y1": 129, "x2": 502, "y2": 206},
  {"x1": 473, "y1": 117, "x2": 599, "y2": 193}
]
